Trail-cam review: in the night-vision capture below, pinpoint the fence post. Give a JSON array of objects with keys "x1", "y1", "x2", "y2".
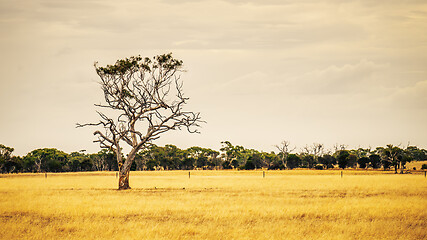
[
  {"x1": 341, "y1": 171, "x2": 343, "y2": 178},
  {"x1": 116, "y1": 172, "x2": 118, "y2": 179},
  {"x1": 263, "y1": 171, "x2": 265, "y2": 178},
  {"x1": 45, "y1": 173, "x2": 47, "y2": 178},
  {"x1": 189, "y1": 171, "x2": 190, "y2": 179}
]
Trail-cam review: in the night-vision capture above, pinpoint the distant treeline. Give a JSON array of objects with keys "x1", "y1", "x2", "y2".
[{"x1": 1, "y1": 142, "x2": 426, "y2": 174}]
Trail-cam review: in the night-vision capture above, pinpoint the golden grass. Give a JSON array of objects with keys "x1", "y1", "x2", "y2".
[{"x1": 0, "y1": 170, "x2": 426, "y2": 239}]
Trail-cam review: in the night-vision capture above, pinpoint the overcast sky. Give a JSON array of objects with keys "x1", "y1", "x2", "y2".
[{"x1": 1, "y1": 0, "x2": 426, "y2": 156}]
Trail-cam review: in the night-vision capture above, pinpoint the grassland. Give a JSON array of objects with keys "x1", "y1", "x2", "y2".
[
  {"x1": 406, "y1": 160, "x2": 427, "y2": 170},
  {"x1": 0, "y1": 170, "x2": 426, "y2": 239}
]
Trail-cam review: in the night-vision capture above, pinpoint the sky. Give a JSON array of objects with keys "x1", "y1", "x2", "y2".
[{"x1": 1, "y1": 0, "x2": 426, "y2": 156}]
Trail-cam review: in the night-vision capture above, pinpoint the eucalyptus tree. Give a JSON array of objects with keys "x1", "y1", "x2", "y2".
[
  {"x1": 220, "y1": 141, "x2": 246, "y2": 169},
  {"x1": 381, "y1": 145, "x2": 403, "y2": 173},
  {"x1": 24, "y1": 148, "x2": 68, "y2": 172},
  {"x1": 405, "y1": 146, "x2": 426, "y2": 162},
  {"x1": 369, "y1": 154, "x2": 381, "y2": 169},
  {"x1": 336, "y1": 150, "x2": 350, "y2": 169},
  {"x1": 275, "y1": 140, "x2": 296, "y2": 169},
  {"x1": 78, "y1": 53, "x2": 202, "y2": 189},
  {"x1": 286, "y1": 154, "x2": 301, "y2": 169},
  {"x1": 0, "y1": 144, "x2": 14, "y2": 173},
  {"x1": 0, "y1": 144, "x2": 22, "y2": 173}
]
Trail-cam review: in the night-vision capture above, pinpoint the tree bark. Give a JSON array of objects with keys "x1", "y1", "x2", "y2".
[
  {"x1": 118, "y1": 154, "x2": 132, "y2": 190},
  {"x1": 118, "y1": 149, "x2": 138, "y2": 190},
  {"x1": 118, "y1": 168, "x2": 131, "y2": 190}
]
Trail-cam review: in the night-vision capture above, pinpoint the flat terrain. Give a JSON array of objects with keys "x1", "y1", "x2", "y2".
[
  {"x1": 0, "y1": 170, "x2": 426, "y2": 239},
  {"x1": 406, "y1": 160, "x2": 427, "y2": 170}
]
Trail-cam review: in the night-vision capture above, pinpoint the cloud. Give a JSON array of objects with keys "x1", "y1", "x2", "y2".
[
  {"x1": 392, "y1": 80, "x2": 427, "y2": 109},
  {"x1": 283, "y1": 60, "x2": 387, "y2": 95},
  {"x1": 217, "y1": 71, "x2": 272, "y2": 95}
]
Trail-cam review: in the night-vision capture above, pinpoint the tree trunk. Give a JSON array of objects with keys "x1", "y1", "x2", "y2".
[
  {"x1": 118, "y1": 149, "x2": 137, "y2": 190},
  {"x1": 118, "y1": 169, "x2": 131, "y2": 190}
]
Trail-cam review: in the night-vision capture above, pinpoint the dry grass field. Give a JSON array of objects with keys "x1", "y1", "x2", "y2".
[
  {"x1": 0, "y1": 170, "x2": 426, "y2": 240},
  {"x1": 406, "y1": 160, "x2": 427, "y2": 171}
]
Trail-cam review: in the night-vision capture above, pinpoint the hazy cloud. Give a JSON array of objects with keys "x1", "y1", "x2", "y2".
[{"x1": 286, "y1": 60, "x2": 388, "y2": 95}]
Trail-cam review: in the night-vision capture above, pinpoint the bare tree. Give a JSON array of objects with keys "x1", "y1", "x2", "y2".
[
  {"x1": 78, "y1": 53, "x2": 202, "y2": 189},
  {"x1": 275, "y1": 140, "x2": 296, "y2": 169},
  {"x1": 333, "y1": 143, "x2": 347, "y2": 152},
  {"x1": 302, "y1": 145, "x2": 312, "y2": 155},
  {"x1": 312, "y1": 143, "x2": 324, "y2": 160},
  {"x1": 91, "y1": 154, "x2": 106, "y2": 171}
]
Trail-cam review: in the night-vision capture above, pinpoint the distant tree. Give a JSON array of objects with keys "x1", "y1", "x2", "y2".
[
  {"x1": 244, "y1": 159, "x2": 256, "y2": 170},
  {"x1": 163, "y1": 145, "x2": 183, "y2": 170},
  {"x1": 380, "y1": 145, "x2": 405, "y2": 173},
  {"x1": 78, "y1": 53, "x2": 202, "y2": 189},
  {"x1": 181, "y1": 154, "x2": 195, "y2": 170},
  {"x1": 48, "y1": 159, "x2": 63, "y2": 172},
  {"x1": 0, "y1": 144, "x2": 15, "y2": 173},
  {"x1": 231, "y1": 159, "x2": 240, "y2": 169},
  {"x1": 275, "y1": 140, "x2": 296, "y2": 169},
  {"x1": 0, "y1": 144, "x2": 22, "y2": 173},
  {"x1": 222, "y1": 160, "x2": 232, "y2": 169},
  {"x1": 286, "y1": 154, "x2": 301, "y2": 169},
  {"x1": 6, "y1": 143, "x2": 426, "y2": 173},
  {"x1": 186, "y1": 146, "x2": 204, "y2": 169},
  {"x1": 405, "y1": 146, "x2": 427, "y2": 161},
  {"x1": 318, "y1": 154, "x2": 336, "y2": 169},
  {"x1": 136, "y1": 146, "x2": 159, "y2": 170},
  {"x1": 369, "y1": 154, "x2": 381, "y2": 169},
  {"x1": 24, "y1": 148, "x2": 68, "y2": 172},
  {"x1": 220, "y1": 141, "x2": 245, "y2": 169},
  {"x1": 302, "y1": 155, "x2": 315, "y2": 168},
  {"x1": 80, "y1": 158, "x2": 93, "y2": 171},
  {"x1": 247, "y1": 151, "x2": 263, "y2": 169},
  {"x1": 205, "y1": 149, "x2": 220, "y2": 169},
  {"x1": 134, "y1": 151, "x2": 148, "y2": 171},
  {"x1": 347, "y1": 154, "x2": 358, "y2": 168},
  {"x1": 399, "y1": 146, "x2": 414, "y2": 173},
  {"x1": 262, "y1": 152, "x2": 278, "y2": 169},
  {"x1": 333, "y1": 143, "x2": 348, "y2": 152},
  {"x1": 68, "y1": 151, "x2": 94, "y2": 171},
  {"x1": 336, "y1": 150, "x2": 350, "y2": 169},
  {"x1": 145, "y1": 144, "x2": 166, "y2": 170},
  {"x1": 8, "y1": 157, "x2": 23, "y2": 173},
  {"x1": 311, "y1": 143, "x2": 324, "y2": 164},
  {"x1": 358, "y1": 157, "x2": 369, "y2": 169},
  {"x1": 186, "y1": 146, "x2": 220, "y2": 170}
]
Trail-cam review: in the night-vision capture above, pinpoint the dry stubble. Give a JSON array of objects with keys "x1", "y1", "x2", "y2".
[{"x1": 0, "y1": 170, "x2": 426, "y2": 239}]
